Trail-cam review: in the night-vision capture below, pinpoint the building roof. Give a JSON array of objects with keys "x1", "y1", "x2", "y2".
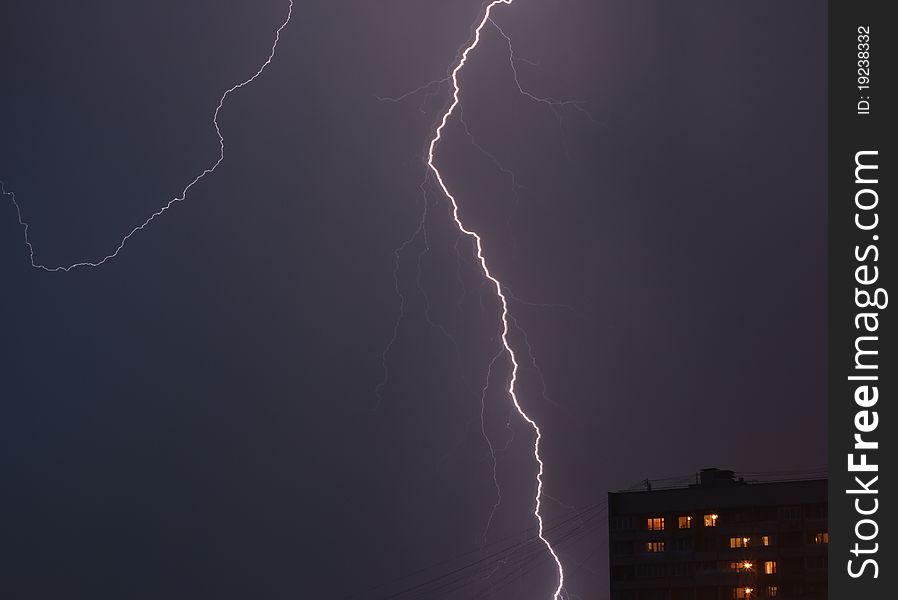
[{"x1": 609, "y1": 470, "x2": 827, "y2": 513}]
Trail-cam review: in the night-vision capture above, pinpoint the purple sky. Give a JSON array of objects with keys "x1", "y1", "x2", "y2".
[{"x1": 1, "y1": 1, "x2": 826, "y2": 598}]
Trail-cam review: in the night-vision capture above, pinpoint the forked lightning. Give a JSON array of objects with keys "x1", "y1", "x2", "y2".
[
  {"x1": 425, "y1": 1, "x2": 565, "y2": 597},
  {"x1": 2, "y1": 1, "x2": 294, "y2": 272}
]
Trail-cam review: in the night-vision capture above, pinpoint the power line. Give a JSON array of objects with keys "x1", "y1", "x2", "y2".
[{"x1": 343, "y1": 500, "x2": 607, "y2": 600}]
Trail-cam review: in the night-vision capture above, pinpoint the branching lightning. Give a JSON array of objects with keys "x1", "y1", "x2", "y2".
[
  {"x1": 488, "y1": 18, "x2": 596, "y2": 125},
  {"x1": 479, "y1": 347, "x2": 507, "y2": 544},
  {"x1": 1, "y1": 1, "x2": 294, "y2": 272},
  {"x1": 5, "y1": 1, "x2": 572, "y2": 595},
  {"x1": 425, "y1": 1, "x2": 565, "y2": 598}
]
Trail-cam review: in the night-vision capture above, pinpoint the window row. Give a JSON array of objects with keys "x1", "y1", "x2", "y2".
[
  {"x1": 613, "y1": 532, "x2": 827, "y2": 556},
  {"x1": 613, "y1": 583, "x2": 823, "y2": 600},
  {"x1": 733, "y1": 586, "x2": 781, "y2": 599},
  {"x1": 611, "y1": 504, "x2": 827, "y2": 532},
  {"x1": 641, "y1": 514, "x2": 717, "y2": 531},
  {"x1": 649, "y1": 514, "x2": 828, "y2": 533},
  {"x1": 732, "y1": 587, "x2": 779, "y2": 599},
  {"x1": 729, "y1": 532, "x2": 827, "y2": 549},
  {"x1": 727, "y1": 560, "x2": 777, "y2": 575},
  {"x1": 613, "y1": 559, "x2": 811, "y2": 580}
]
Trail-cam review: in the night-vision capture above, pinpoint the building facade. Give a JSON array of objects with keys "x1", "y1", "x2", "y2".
[{"x1": 608, "y1": 469, "x2": 827, "y2": 600}]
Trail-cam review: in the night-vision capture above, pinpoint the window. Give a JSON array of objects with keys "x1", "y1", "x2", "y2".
[
  {"x1": 612, "y1": 541, "x2": 632, "y2": 555},
  {"x1": 760, "y1": 535, "x2": 771, "y2": 547},
  {"x1": 778, "y1": 506, "x2": 800, "y2": 521},
  {"x1": 678, "y1": 515, "x2": 693, "y2": 529},
  {"x1": 779, "y1": 532, "x2": 802, "y2": 548},
  {"x1": 673, "y1": 538, "x2": 693, "y2": 552},
  {"x1": 729, "y1": 536, "x2": 750, "y2": 549},
  {"x1": 647, "y1": 516, "x2": 665, "y2": 530},
  {"x1": 815, "y1": 532, "x2": 829, "y2": 544},
  {"x1": 730, "y1": 561, "x2": 753, "y2": 572},
  {"x1": 611, "y1": 517, "x2": 633, "y2": 531},
  {"x1": 645, "y1": 541, "x2": 666, "y2": 553},
  {"x1": 732, "y1": 587, "x2": 754, "y2": 599},
  {"x1": 636, "y1": 564, "x2": 668, "y2": 578},
  {"x1": 611, "y1": 516, "x2": 633, "y2": 531},
  {"x1": 764, "y1": 561, "x2": 777, "y2": 575},
  {"x1": 704, "y1": 513, "x2": 719, "y2": 527},
  {"x1": 697, "y1": 561, "x2": 716, "y2": 572},
  {"x1": 766, "y1": 586, "x2": 778, "y2": 598}
]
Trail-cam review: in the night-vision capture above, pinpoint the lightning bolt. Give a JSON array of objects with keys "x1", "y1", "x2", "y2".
[
  {"x1": 2, "y1": 0, "x2": 294, "y2": 272},
  {"x1": 425, "y1": 1, "x2": 565, "y2": 598},
  {"x1": 7, "y1": 0, "x2": 567, "y2": 594}
]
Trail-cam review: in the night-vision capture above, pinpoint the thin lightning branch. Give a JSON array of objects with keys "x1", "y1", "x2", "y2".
[
  {"x1": 488, "y1": 18, "x2": 597, "y2": 125},
  {"x1": 414, "y1": 191, "x2": 456, "y2": 343},
  {"x1": 509, "y1": 313, "x2": 559, "y2": 408},
  {"x1": 376, "y1": 17, "x2": 596, "y2": 124},
  {"x1": 504, "y1": 287, "x2": 588, "y2": 319},
  {"x1": 376, "y1": 77, "x2": 451, "y2": 114},
  {"x1": 515, "y1": 56, "x2": 541, "y2": 67},
  {"x1": 425, "y1": 1, "x2": 564, "y2": 598},
  {"x1": 497, "y1": 407, "x2": 517, "y2": 454},
  {"x1": 458, "y1": 106, "x2": 525, "y2": 196},
  {"x1": 376, "y1": 177, "x2": 472, "y2": 412},
  {"x1": 479, "y1": 347, "x2": 506, "y2": 544},
  {"x1": 375, "y1": 77, "x2": 449, "y2": 103},
  {"x1": 2, "y1": 1, "x2": 294, "y2": 272},
  {"x1": 375, "y1": 189, "x2": 427, "y2": 410},
  {"x1": 413, "y1": 186, "x2": 477, "y2": 405},
  {"x1": 458, "y1": 106, "x2": 525, "y2": 258}
]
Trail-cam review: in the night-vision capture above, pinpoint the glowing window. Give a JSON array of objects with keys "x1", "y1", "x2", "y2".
[
  {"x1": 732, "y1": 587, "x2": 754, "y2": 599},
  {"x1": 761, "y1": 535, "x2": 770, "y2": 546},
  {"x1": 645, "y1": 541, "x2": 665, "y2": 553},
  {"x1": 815, "y1": 532, "x2": 829, "y2": 544},
  {"x1": 766, "y1": 586, "x2": 778, "y2": 597},
  {"x1": 729, "y1": 536, "x2": 750, "y2": 549},
  {"x1": 704, "y1": 513, "x2": 719, "y2": 527},
  {"x1": 764, "y1": 561, "x2": 777, "y2": 575},
  {"x1": 678, "y1": 515, "x2": 693, "y2": 529},
  {"x1": 647, "y1": 517, "x2": 665, "y2": 531},
  {"x1": 730, "y1": 561, "x2": 753, "y2": 572}
]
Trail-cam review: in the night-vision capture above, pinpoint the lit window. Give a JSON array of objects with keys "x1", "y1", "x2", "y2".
[
  {"x1": 645, "y1": 541, "x2": 666, "y2": 553},
  {"x1": 766, "y1": 586, "x2": 778, "y2": 598},
  {"x1": 815, "y1": 532, "x2": 829, "y2": 544},
  {"x1": 704, "y1": 513, "x2": 719, "y2": 527},
  {"x1": 647, "y1": 517, "x2": 665, "y2": 531},
  {"x1": 732, "y1": 587, "x2": 754, "y2": 599},
  {"x1": 764, "y1": 561, "x2": 777, "y2": 575},
  {"x1": 730, "y1": 561, "x2": 753, "y2": 572},
  {"x1": 761, "y1": 535, "x2": 770, "y2": 546},
  {"x1": 678, "y1": 515, "x2": 693, "y2": 529},
  {"x1": 729, "y1": 536, "x2": 750, "y2": 549}
]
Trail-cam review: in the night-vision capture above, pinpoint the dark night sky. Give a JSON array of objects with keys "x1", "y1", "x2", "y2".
[{"x1": 1, "y1": 1, "x2": 826, "y2": 598}]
